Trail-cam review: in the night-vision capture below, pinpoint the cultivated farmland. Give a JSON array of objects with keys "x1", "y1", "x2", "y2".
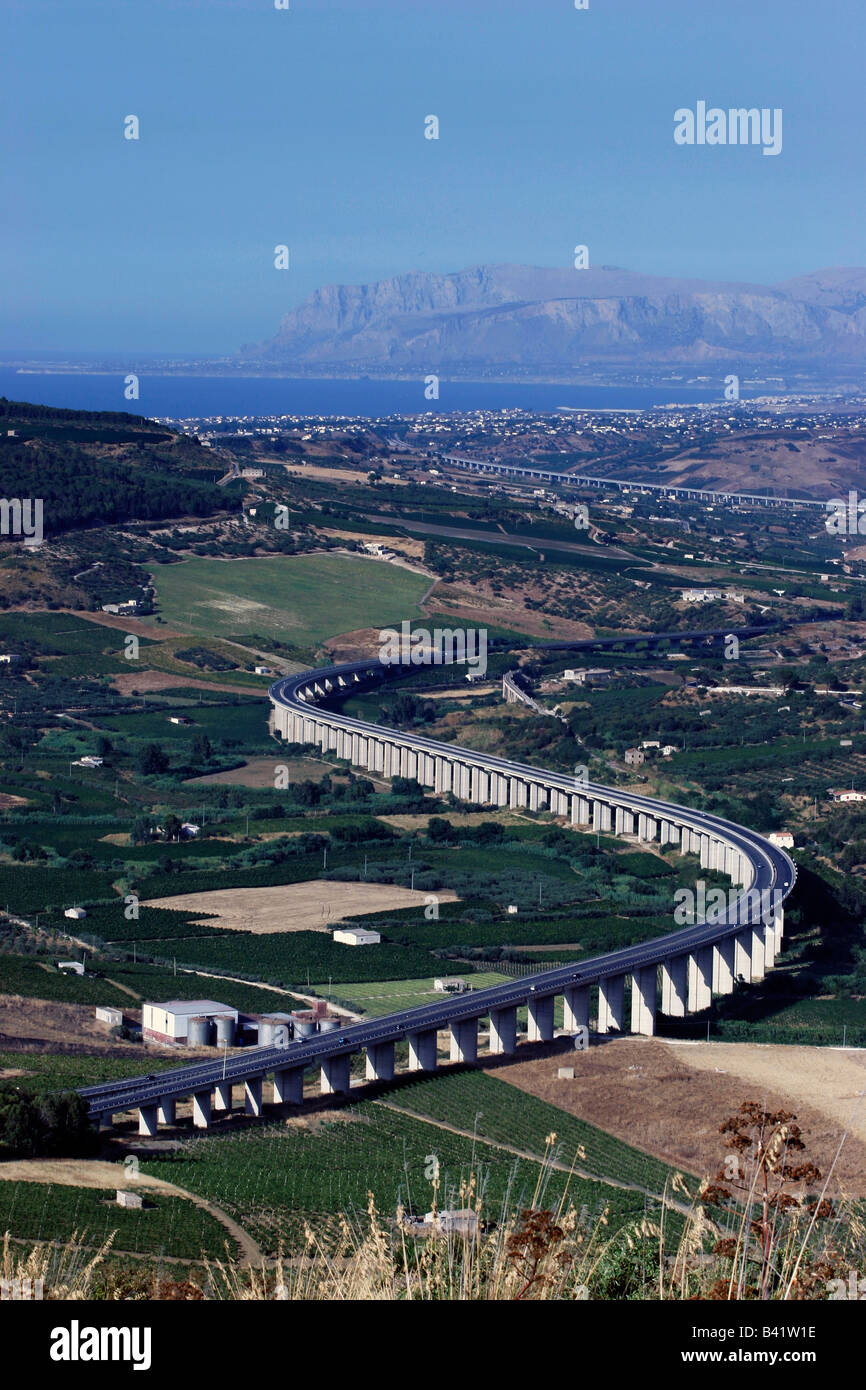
[{"x1": 149, "y1": 553, "x2": 431, "y2": 645}]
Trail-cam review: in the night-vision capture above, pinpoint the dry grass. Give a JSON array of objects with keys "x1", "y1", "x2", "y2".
[
  {"x1": 0, "y1": 995, "x2": 143, "y2": 1053},
  {"x1": 678, "y1": 1043, "x2": 866, "y2": 1152},
  {"x1": 141, "y1": 881, "x2": 459, "y2": 934},
  {"x1": 491, "y1": 1038, "x2": 866, "y2": 1197},
  {"x1": 188, "y1": 757, "x2": 334, "y2": 788}
]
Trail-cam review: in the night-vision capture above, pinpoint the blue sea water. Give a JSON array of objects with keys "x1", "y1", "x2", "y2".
[{"x1": 0, "y1": 370, "x2": 764, "y2": 420}]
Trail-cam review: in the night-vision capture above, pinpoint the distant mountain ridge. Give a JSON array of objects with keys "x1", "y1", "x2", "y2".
[{"x1": 241, "y1": 263, "x2": 866, "y2": 375}]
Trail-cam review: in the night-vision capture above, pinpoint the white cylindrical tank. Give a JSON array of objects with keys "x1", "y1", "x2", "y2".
[
  {"x1": 187, "y1": 1016, "x2": 213, "y2": 1047},
  {"x1": 214, "y1": 1016, "x2": 235, "y2": 1047}
]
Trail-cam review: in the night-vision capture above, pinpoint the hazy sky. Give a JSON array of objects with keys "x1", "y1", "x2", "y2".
[{"x1": 2, "y1": 0, "x2": 863, "y2": 353}]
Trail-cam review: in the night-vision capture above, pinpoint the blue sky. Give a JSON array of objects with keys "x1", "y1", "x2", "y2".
[{"x1": 2, "y1": 0, "x2": 862, "y2": 353}]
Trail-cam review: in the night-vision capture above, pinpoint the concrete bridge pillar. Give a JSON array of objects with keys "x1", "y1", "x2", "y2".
[
  {"x1": 699, "y1": 835, "x2": 711, "y2": 870},
  {"x1": 614, "y1": 806, "x2": 627, "y2": 835},
  {"x1": 763, "y1": 920, "x2": 778, "y2": 968},
  {"x1": 365, "y1": 1041, "x2": 396, "y2": 1082},
  {"x1": 98, "y1": 1112, "x2": 114, "y2": 1131},
  {"x1": 631, "y1": 966, "x2": 657, "y2": 1036},
  {"x1": 471, "y1": 767, "x2": 489, "y2": 803},
  {"x1": 138, "y1": 1104, "x2": 159, "y2": 1137},
  {"x1": 688, "y1": 947, "x2": 713, "y2": 1013},
  {"x1": 449, "y1": 1018, "x2": 478, "y2": 1064},
  {"x1": 661, "y1": 956, "x2": 688, "y2": 1016},
  {"x1": 434, "y1": 758, "x2": 453, "y2": 794},
  {"x1": 157, "y1": 1099, "x2": 176, "y2": 1126},
  {"x1": 273, "y1": 1068, "x2": 304, "y2": 1105},
  {"x1": 593, "y1": 800, "x2": 612, "y2": 833},
  {"x1": 213, "y1": 1081, "x2": 232, "y2": 1112},
  {"x1": 455, "y1": 764, "x2": 472, "y2": 799},
  {"x1": 750, "y1": 926, "x2": 766, "y2": 982},
  {"x1": 734, "y1": 930, "x2": 754, "y2": 984},
  {"x1": 767, "y1": 904, "x2": 784, "y2": 959},
  {"x1": 321, "y1": 1054, "x2": 352, "y2": 1095},
  {"x1": 713, "y1": 937, "x2": 736, "y2": 995},
  {"x1": 510, "y1": 779, "x2": 527, "y2": 809},
  {"x1": 494, "y1": 774, "x2": 509, "y2": 807},
  {"x1": 563, "y1": 985, "x2": 590, "y2": 1032},
  {"x1": 408, "y1": 1029, "x2": 438, "y2": 1072},
  {"x1": 244, "y1": 1076, "x2": 263, "y2": 1116},
  {"x1": 528, "y1": 782, "x2": 541, "y2": 812},
  {"x1": 527, "y1": 994, "x2": 555, "y2": 1043},
  {"x1": 489, "y1": 1007, "x2": 517, "y2": 1054},
  {"x1": 192, "y1": 1090, "x2": 212, "y2": 1129},
  {"x1": 597, "y1": 974, "x2": 625, "y2": 1033}
]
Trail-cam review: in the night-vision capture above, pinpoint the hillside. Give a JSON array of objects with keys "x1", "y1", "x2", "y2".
[{"x1": 0, "y1": 399, "x2": 225, "y2": 539}]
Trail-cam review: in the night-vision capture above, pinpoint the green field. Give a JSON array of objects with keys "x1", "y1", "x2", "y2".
[
  {"x1": 142, "y1": 1099, "x2": 653, "y2": 1255},
  {"x1": 0, "y1": 1181, "x2": 235, "y2": 1260},
  {"x1": 150, "y1": 554, "x2": 430, "y2": 645},
  {"x1": 317, "y1": 972, "x2": 511, "y2": 1016},
  {"x1": 0, "y1": 1050, "x2": 178, "y2": 1093},
  {"x1": 391, "y1": 1071, "x2": 698, "y2": 1197}
]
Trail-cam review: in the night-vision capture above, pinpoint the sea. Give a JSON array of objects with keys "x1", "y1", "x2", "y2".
[{"x1": 0, "y1": 369, "x2": 768, "y2": 420}]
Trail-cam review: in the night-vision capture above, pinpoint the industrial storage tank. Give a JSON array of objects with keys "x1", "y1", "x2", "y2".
[
  {"x1": 258, "y1": 1013, "x2": 294, "y2": 1047},
  {"x1": 214, "y1": 1015, "x2": 236, "y2": 1047},
  {"x1": 292, "y1": 1017, "x2": 317, "y2": 1038},
  {"x1": 187, "y1": 1016, "x2": 213, "y2": 1047},
  {"x1": 318, "y1": 1016, "x2": 341, "y2": 1034}
]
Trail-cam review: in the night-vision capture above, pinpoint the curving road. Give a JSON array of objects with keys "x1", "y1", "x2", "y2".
[{"x1": 81, "y1": 637, "x2": 795, "y2": 1120}]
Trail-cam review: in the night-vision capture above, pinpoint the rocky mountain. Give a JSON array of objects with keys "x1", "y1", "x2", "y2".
[{"x1": 239, "y1": 264, "x2": 866, "y2": 376}]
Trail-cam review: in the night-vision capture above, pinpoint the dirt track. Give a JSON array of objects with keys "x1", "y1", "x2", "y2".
[{"x1": 0, "y1": 1158, "x2": 261, "y2": 1264}]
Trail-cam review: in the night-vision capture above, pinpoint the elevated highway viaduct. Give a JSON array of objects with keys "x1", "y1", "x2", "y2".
[{"x1": 81, "y1": 644, "x2": 795, "y2": 1135}]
